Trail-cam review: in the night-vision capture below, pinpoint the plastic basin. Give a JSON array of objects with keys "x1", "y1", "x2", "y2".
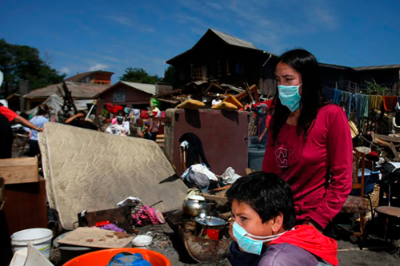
[{"x1": 63, "y1": 248, "x2": 171, "y2": 266}]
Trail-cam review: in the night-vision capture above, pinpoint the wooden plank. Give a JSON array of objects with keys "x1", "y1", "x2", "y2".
[
  {"x1": 202, "y1": 193, "x2": 227, "y2": 203},
  {"x1": 371, "y1": 132, "x2": 390, "y2": 147},
  {"x1": 0, "y1": 157, "x2": 38, "y2": 185}
]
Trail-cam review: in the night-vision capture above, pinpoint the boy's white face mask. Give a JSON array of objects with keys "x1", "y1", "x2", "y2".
[{"x1": 232, "y1": 222, "x2": 287, "y2": 255}]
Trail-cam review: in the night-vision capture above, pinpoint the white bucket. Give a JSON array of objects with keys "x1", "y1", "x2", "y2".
[{"x1": 11, "y1": 228, "x2": 53, "y2": 259}]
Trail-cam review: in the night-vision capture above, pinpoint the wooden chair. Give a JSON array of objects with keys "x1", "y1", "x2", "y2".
[
  {"x1": 339, "y1": 148, "x2": 370, "y2": 244},
  {"x1": 375, "y1": 173, "x2": 400, "y2": 242}
]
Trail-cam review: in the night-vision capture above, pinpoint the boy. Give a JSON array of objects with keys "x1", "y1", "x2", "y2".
[{"x1": 227, "y1": 172, "x2": 338, "y2": 266}]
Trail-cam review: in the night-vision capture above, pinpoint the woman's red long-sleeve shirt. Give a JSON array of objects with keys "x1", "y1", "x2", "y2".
[{"x1": 262, "y1": 104, "x2": 353, "y2": 229}]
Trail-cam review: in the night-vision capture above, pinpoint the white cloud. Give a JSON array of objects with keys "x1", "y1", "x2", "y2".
[
  {"x1": 307, "y1": 3, "x2": 337, "y2": 30},
  {"x1": 89, "y1": 64, "x2": 109, "y2": 71},
  {"x1": 173, "y1": 0, "x2": 338, "y2": 51},
  {"x1": 105, "y1": 15, "x2": 154, "y2": 32},
  {"x1": 60, "y1": 67, "x2": 70, "y2": 74}
]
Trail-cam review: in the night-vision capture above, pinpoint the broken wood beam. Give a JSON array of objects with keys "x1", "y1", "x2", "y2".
[
  {"x1": 235, "y1": 84, "x2": 258, "y2": 102},
  {"x1": 372, "y1": 132, "x2": 400, "y2": 143},
  {"x1": 389, "y1": 142, "x2": 400, "y2": 162}
]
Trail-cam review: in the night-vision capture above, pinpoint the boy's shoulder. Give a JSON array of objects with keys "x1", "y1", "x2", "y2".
[{"x1": 259, "y1": 243, "x2": 320, "y2": 266}]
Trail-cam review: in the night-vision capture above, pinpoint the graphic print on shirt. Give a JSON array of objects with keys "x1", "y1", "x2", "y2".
[
  {"x1": 274, "y1": 140, "x2": 299, "y2": 172},
  {"x1": 275, "y1": 148, "x2": 288, "y2": 168}
]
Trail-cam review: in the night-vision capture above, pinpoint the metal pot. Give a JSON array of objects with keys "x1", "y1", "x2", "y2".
[
  {"x1": 195, "y1": 216, "x2": 227, "y2": 229},
  {"x1": 194, "y1": 216, "x2": 228, "y2": 240},
  {"x1": 182, "y1": 195, "x2": 208, "y2": 217}
]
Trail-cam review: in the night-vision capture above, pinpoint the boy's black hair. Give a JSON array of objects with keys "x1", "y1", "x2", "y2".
[{"x1": 226, "y1": 171, "x2": 296, "y2": 229}]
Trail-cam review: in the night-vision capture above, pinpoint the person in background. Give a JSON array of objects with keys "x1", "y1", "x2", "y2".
[
  {"x1": 0, "y1": 113, "x2": 13, "y2": 158},
  {"x1": 0, "y1": 102, "x2": 43, "y2": 132},
  {"x1": 257, "y1": 103, "x2": 271, "y2": 145},
  {"x1": 227, "y1": 172, "x2": 338, "y2": 266},
  {"x1": 65, "y1": 110, "x2": 98, "y2": 130},
  {"x1": 0, "y1": 102, "x2": 43, "y2": 158},
  {"x1": 141, "y1": 121, "x2": 152, "y2": 139},
  {"x1": 262, "y1": 49, "x2": 352, "y2": 233},
  {"x1": 105, "y1": 110, "x2": 130, "y2": 136},
  {"x1": 26, "y1": 104, "x2": 49, "y2": 156},
  {"x1": 212, "y1": 93, "x2": 222, "y2": 106},
  {"x1": 147, "y1": 111, "x2": 159, "y2": 141}
]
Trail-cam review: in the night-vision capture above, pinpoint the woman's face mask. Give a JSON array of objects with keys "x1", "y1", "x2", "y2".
[{"x1": 278, "y1": 83, "x2": 302, "y2": 112}]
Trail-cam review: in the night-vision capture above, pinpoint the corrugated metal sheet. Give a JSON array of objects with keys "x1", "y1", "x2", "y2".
[
  {"x1": 353, "y1": 64, "x2": 400, "y2": 71},
  {"x1": 23, "y1": 82, "x2": 110, "y2": 99},
  {"x1": 65, "y1": 71, "x2": 114, "y2": 82},
  {"x1": 210, "y1": 29, "x2": 258, "y2": 50},
  {"x1": 120, "y1": 81, "x2": 156, "y2": 95}
]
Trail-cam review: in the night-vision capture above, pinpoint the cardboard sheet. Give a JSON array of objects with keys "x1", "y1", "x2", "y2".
[{"x1": 57, "y1": 227, "x2": 134, "y2": 249}]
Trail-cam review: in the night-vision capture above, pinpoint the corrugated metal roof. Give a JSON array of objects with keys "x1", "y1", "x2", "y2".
[
  {"x1": 353, "y1": 64, "x2": 400, "y2": 71},
  {"x1": 120, "y1": 81, "x2": 156, "y2": 95},
  {"x1": 65, "y1": 71, "x2": 114, "y2": 82},
  {"x1": 319, "y1": 62, "x2": 351, "y2": 70},
  {"x1": 23, "y1": 82, "x2": 110, "y2": 99},
  {"x1": 210, "y1": 29, "x2": 258, "y2": 50}
]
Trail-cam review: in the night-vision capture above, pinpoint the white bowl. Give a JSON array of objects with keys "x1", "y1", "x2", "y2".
[{"x1": 132, "y1": 235, "x2": 153, "y2": 247}]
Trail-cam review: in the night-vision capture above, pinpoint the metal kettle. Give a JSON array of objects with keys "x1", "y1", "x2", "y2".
[{"x1": 182, "y1": 195, "x2": 208, "y2": 217}]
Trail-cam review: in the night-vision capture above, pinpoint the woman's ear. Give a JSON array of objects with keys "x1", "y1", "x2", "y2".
[{"x1": 271, "y1": 213, "x2": 284, "y2": 234}]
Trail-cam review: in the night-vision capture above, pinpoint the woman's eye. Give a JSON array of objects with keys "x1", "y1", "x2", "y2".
[{"x1": 240, "y1": 217, "x2": 247, "y2": 221}]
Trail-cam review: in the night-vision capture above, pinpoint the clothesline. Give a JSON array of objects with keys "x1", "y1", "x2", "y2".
[{"x1": 324, "y1": 87, "x2": 400, "y2": 126}]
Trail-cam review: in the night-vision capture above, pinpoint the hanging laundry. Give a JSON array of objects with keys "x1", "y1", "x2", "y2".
[
  {"x1": 333, "y1": 89, "x2": 341, "y2": 104},
  {"x1": 353, "y1": 93, "x2": 361, "y2": 125},
  {"x1": 339, "y1": 91, "x2": 352, "y2": 118},
  {"x1": 132, "y1": 109, "x2": 141, "y2": 125},
  {"x1": 360, "y1": 94, "x2": 369, "y2": 118},
  {"x1": 106, "y1": 103, "x2": 123, "y2": 114},
  {"x1": 370, "y1": 95, "x2": 383, "y2": 110},
  {"x1": 324, "y1": 87, "x2": 335, "y2": 101},
  {"x1": 383, "y1": 96, "x2": 398, "y2": 112}
]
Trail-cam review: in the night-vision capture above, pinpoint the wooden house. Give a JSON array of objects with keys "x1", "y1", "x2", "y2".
[
  {"x1": 167, "y1": 29, "x2": 399, "y2": 96},
  {"x1": 95, "y1": 81, "x2": 156, "y2": 114}
]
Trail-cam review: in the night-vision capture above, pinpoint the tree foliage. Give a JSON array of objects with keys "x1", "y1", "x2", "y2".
[
  {"x1": 119, "y1": 67, "x2": 160, "y2": 84},
  {"x1": 0, "y1": 39, "x2": 66, "y2": 97},
  {"x1": 163, "y1": 65, "x2": 176, "y2": 86}
]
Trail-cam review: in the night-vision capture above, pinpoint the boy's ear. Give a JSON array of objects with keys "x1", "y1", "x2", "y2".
[{"x1": 271, "y1": 213, "x2": 284, "y2": 234}]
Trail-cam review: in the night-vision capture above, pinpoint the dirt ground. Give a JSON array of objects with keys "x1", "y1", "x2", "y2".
[{"x1": 51, "y1": 221, "x2": 400, "y2": 266}]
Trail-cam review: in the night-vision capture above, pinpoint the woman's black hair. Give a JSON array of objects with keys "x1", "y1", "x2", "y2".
[
  {"x1": 271, "y1": 48, "x2": 327, "y2": 142},
  {"x1": 226, "y1": 171, "x2": 296, "y2": 230}
]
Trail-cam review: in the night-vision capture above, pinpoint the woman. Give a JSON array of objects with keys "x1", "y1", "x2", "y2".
[
  {"x1": 27, "y1": 104, "x2": 49, "y2": 156},
  {"x1": 262, "y1": 49, "x2": 352, "y2": 231},
  {"x1": 147, "y1": 111, "x2": 159, "y2": 141}
]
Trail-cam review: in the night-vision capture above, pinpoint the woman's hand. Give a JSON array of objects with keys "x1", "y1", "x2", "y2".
[{"x1": 307, "y1": 220, "x2": 323, "y2": 232}]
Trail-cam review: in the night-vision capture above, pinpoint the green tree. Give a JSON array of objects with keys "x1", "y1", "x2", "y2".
[
  {"x1": 0, "y1": 39, "x2": 66, "y2": 97},
  {"x1": 119, "y1": 67, "x2": 160, "y2": 84},
  {"x1": 162, "y1": 65, "x2": 176, "y2": 86}
]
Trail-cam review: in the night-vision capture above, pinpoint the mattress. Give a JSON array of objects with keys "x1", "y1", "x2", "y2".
[{"x1": 39, "y1": 122, "x2": 188, "y2": 230}]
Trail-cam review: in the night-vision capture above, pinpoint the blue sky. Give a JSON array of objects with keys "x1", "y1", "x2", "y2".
[{"x1": 1, "y1": 0, "x2": 399, "y2": 84}]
